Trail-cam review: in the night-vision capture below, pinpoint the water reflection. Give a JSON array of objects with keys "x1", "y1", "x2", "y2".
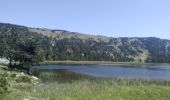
[{"x1": 31, "y1": 69, "x2": 94, "y2": 83}]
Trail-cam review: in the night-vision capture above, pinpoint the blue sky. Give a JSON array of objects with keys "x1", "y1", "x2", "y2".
[{"x1": 0, "y1": 0, "x2": 170, "y2": 39}]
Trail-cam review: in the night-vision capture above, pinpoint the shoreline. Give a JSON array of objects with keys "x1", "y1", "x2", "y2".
[{"x1": 39, "y1": 61, "x2": 170, "y2": 66}]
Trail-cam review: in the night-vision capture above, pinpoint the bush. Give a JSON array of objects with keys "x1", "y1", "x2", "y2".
[
  {"x1": 0, "y1": 75, "x2": 9, "y2": 94},
  {"x1": 16, "y1": 76, "x2": 31, "y2": 83},
  {"x1": 10, "y1": 73, "x2": 16, "y2": 78},
  {"x1": 1, "y1": 72, "x2": 9, "y2": 77}
]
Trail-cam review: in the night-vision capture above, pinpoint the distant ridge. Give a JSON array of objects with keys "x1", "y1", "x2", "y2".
[{"x1": 0, "y1": 22, "x2": 170, "y2": 63}]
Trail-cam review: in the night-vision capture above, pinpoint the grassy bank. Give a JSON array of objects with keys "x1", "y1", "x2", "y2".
[
  {"x1": 0, "y1": 65, "x2": 39, "y2": 100},
  {"x1": 1, "y1": 64, "x2": 170, "y2": 100}
]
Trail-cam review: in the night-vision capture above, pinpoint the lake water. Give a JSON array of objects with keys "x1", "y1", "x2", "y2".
[{"x1": 31, "y1": 64, "x2": 170, "y2": 81}]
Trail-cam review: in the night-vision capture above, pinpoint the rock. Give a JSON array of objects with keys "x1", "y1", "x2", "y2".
[
  {"x1": 32, "y1": 76, "x2": 38, "y2": 80},
  {"x1": 0, "y1": 58, "x2": 9, "y2": 64}
]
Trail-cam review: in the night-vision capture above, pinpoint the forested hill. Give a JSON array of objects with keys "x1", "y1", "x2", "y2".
[{"x1": 0, "y1": 22, "x2": 170, "y2": 63}]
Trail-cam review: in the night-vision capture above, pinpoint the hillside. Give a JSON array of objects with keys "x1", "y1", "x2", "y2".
[{"x1": 0, "y1": 23, "x2": 170, "y2": 63}]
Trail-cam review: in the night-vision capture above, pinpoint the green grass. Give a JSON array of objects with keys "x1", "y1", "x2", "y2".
[
  {"x1": 5, "y1": 79, "x2": 170, "y2": 100},
  {"x1": 1, "y1": 64, "x2": 170, "y2": 100},
  {"x1": 31, "y1": 80, "x2": 170, "y2": 100}
]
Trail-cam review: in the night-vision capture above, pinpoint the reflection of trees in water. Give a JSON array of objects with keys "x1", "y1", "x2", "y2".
[{"x1": 31, "y1": 69, "x2": 93, "y2": 83}]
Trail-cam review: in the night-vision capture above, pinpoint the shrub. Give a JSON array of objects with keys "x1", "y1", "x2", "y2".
[
  {"x1": 0, "y1": 75, "x2": 9, "y2": 94},
  {"x1": 10, "y1": 73, "x2": 16, "y2": 78},
  {"x1": 1, "y1": 72, "x2": 9, "y2": 77},
  {"x1": 16, "y1": 76, "x2": 31, "y2": 83}
]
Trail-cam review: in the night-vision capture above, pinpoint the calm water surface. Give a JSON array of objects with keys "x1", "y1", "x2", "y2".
[{"x1": 31, "y1": 64, "x2": 170, "y2": 81}]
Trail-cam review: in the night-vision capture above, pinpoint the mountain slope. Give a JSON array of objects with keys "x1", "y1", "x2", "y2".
[{"x1": 0, "y1": 23, "x2": 170, "y2": 63}]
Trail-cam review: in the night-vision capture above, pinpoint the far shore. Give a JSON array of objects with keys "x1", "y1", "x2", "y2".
[{"x1": 39, "y1": 61, "x2": 170, "y2": 66}]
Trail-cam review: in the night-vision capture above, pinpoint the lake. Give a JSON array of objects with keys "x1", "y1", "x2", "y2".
[{"x1": 31, "y1": 64, "x2": 170, "y2": 82}]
